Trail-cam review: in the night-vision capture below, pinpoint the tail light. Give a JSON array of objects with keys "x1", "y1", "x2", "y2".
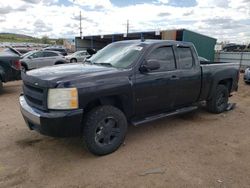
[{"x1": 12, "y1": 60, "x2": 21, "y2": 70}]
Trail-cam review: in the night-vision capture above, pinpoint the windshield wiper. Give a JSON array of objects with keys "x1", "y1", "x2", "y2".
[{"x1": 93, "y1": 62, "x2": 113, "y2": 67}]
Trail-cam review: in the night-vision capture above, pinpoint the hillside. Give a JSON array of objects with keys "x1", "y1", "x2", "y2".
[{"x1": 0, "y1": 33, "x2": 55, "y2": 44}]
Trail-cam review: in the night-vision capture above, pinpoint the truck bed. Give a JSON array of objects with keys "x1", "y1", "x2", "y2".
[{"x1": 199, "y1": 62, "x2": 240, "y2": 101}]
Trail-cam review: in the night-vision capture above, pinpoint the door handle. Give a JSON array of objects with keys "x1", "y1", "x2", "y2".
[{"x1": 170, "y1": 75, "x2": 179, "y2": 80}]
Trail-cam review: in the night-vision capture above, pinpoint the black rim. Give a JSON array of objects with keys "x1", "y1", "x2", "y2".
[
  {"x1": 95, "y1": 117, "x2": 121, "y2": 146},
  {"x1": 216, "y1": 92, "x2": 227, "y2": 109}
]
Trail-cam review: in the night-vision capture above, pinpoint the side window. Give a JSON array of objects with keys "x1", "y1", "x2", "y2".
[
  {"x1": 31, "y1": 52, "x2": 43, "y2": 58},
  {"x1": 176, "y1": 47, "x2": 193, "y2": 69},
  {"x1": 80, "y1": 52, "x2": 87, "y2": 56},
  {"x1": 43, "y1": 52, "x2": 58, "y2": 57},
  {"x1": 147, "y1": 46, "x2": 176, "y2": 71}
]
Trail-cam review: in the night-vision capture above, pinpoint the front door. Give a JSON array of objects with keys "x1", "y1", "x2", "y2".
[{"x1": 134, "y1": 45, "x2": 179, "y2": 116}]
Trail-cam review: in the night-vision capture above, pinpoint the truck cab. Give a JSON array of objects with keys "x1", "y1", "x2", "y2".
[{"x1": 20, "y1": 40, "x2": 239, "y2": 155}]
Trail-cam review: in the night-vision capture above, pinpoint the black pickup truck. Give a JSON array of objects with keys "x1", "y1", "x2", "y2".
[
  {"x1": 0, "y1": 48, "x2": 21, "y2": 91},
  {"x1": 20, "y1": 40, "x2": 239, "y2": 155}
]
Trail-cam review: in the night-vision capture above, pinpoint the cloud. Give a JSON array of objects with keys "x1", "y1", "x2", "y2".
[
  {"x1": 0, "y1": 0, "x2": 249, "y2": 43},
  {"x1": 0, "y1": 6, "x2": 13, "y2": 14},
  {"x1": 157, "y1": 12, "x2": 171, "y2": 17},
  {"x1": 22, "y1": 0, "x2": 41, "y2": 4},
  {"x1": 21, "y1": 0, "x2": 59, "y2": 5},
  {"x1": 69, "y1": 0, "x2": 113, "y2": 9},
  {"x1": 158, "y1": 0, "x2": 197, "y2": 7},
  {"x1": 183, "y1": 10, "x2": 194, "y2": 16},
  {"x1": 0, "y1": 4, "x2": 29, "y2": 14}
]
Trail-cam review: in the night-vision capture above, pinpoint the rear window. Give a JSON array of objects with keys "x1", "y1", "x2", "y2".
[
  {"x1": 43, "y1": 51, "x2": 58, "y2": 57},
  {"x1": 176, "y1": 47, "x2": 193, "y2": 69},
  {"x1": 45, "y1": 48, "x2": 66, "y2": 53}
]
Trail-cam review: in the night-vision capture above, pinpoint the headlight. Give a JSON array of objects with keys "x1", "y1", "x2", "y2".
[{"x1": 47, "y1": 88, "x2": 78, "y2": 110}]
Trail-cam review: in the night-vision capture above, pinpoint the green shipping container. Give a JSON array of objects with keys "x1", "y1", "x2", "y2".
[
  {"x1": 76, "y1": 29, "x2": 217, "y2": 61},
  {"x1": 181, "y1": 29, "x2": 217, "y2": 61}
]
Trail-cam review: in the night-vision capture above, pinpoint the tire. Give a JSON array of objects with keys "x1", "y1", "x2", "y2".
[
  {"x1": 70, "y1": 59, "x2": 77, "y2": 63},
  {"x1": 54, "y1": 62, "x2": 64, "y2": 65},
  {"x1": 207, "y1": 85, "x2": 229, "y2": 114},
  {"x1": 0, "y1": 79, "x2": 3, "y2": 92},
  {"x1": 21, "y1": 65, "x2": 28, "y2": 72},
  {"x1": 83, "y1": 105, "x2": 127, "y2": 156}
]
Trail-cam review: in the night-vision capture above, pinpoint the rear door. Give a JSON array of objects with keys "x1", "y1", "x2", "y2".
[
  {"x1": 134, "y1": 45, "x2": 179, "y2": 116},
  {"x1": 41, "y1": 51, "x2": 58, "y2": 67},
  {"x1": 172, "y1": 45, "x2": 201, "y2": 108},
  {"x1": 28, "y1": 51, "x2": 44, "y2": 69}
]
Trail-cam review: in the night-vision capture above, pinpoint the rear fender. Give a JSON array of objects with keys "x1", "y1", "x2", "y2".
[
  {"x1": 0, "y1": 66, "x2": 5, "y2": 82},
  {"x1": 207, "y1": 71, "x2": 236, "y2": 100}
]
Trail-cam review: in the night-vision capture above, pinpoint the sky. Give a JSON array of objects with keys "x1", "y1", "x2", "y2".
[{"x1": 0, "y1": 0, "x2": 250, "y2": 43}]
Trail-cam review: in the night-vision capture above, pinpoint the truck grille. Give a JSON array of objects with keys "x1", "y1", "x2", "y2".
[{"x1": 23, "y1": 83, "x2": 47, "y2": 110}]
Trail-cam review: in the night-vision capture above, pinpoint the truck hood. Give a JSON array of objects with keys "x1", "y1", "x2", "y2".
[{"x1": 24, "y1": 63, "x2": 127, "y2": 87}]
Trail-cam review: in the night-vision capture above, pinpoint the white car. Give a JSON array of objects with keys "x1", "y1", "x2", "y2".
[
  {"x1": 65, "y1": 50, "x2": 90, "y2": 63},
  {"x1": 244, "y1": 68, "x2": 250, "y2": 84},
  {"x1": 20, "y1": 50, "x2": 67, "y2": 71}
]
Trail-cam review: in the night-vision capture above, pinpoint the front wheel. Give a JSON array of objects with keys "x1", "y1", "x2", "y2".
[
  {"x1": 21, "y1": 65, "x2": 27, "y2": 72},
  {"x1": 83, "y1": 105, "x2": 127, "y2": 156},
  {"x1": 207, "y1": 85, "x2": 229, "y2": 114},
  {"x1": 0, "y1": 79, "x2": 3, "y2": 92}
]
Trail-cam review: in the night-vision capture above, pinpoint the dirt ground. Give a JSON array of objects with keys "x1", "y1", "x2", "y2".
[{"x1": 0, "y1": 75, "x2": 250, "y2": 188}]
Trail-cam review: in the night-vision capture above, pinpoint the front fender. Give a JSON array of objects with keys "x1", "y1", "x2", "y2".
[{"x1": 0, "y1": 66, "x2": 6, "y2": 82}]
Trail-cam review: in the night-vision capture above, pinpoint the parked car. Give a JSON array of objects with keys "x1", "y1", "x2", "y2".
[
  {"x1": 20, "y1": 40, "x2": 239, "y2": 155},
  {"x1": 244, "y1": 67, "x2": 250, "y2": 83},
  {"x1": 0, "y1": 48, "x2": 21, "y2": 91},
  {"x1": 65, "y1": 50, "x2": 90, "y2": 63},
  {"x1": 20, "y1": 50, "x2": 67, "y2": 71},
  {"x1": 44, "y1": 47, "x2": 68, "y2": 56}
]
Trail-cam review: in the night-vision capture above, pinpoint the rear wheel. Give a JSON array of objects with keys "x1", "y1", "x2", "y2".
[
  {"x1": 207, "y1": 85, "x2": 229, "y2": 114},
  {"x1": 83, "y1": 105, "x2": 127, "y2": 156},
  {"x1": 70, "y1": 58, "x2": 77, "y2": 63}
]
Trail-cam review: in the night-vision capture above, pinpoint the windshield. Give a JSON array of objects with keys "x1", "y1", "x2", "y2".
[
  {"x1": 21, "y1": 50, "x2": 35, "y2": 58},
  {"x1": 88, "y1": 43, "x2": 143, "y2": 68}
]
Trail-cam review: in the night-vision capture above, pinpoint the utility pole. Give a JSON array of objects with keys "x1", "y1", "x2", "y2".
[
  {"x1": 126, "y1": 19, "x2": 129, "y2": 35},
  {"x1": 80, "y1": 11, "x2": 82, "y2": 38}
]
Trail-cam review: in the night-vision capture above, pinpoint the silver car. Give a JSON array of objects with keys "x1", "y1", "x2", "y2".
[
  {"x1": 65, "y1": 50, "x2": 90, "y2": 63},
  {"x1": 20, "y1": 50, "x2": 67, "y2": 71},
  {"x1": 244, "y1": 68, "x2": 250, "y2": 84}
]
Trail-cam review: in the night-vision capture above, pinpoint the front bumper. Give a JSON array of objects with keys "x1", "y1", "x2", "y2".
[
  {"x1": 244, "y1": 76, "x2": 250, "y2": 83},
  {"x1": 20, "y1": 96, "x2": 83, "y2": 137}
]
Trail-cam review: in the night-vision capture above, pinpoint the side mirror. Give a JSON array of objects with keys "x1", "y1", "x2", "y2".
[
  {"x1": 87, "y1": 48, "x2": 97, "y2": 55},
  {"x1": 140, "y1": 59, "x2": 160, "y2": 72}
]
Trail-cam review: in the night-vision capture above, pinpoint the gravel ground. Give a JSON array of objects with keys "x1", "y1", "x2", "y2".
[{"x1": 0, "y1": 75, "x2": 250, "y2": 188}]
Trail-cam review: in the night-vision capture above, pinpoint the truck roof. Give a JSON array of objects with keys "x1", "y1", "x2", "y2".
[{"x1": 114, "y1": 39, "x2": 193, "y2": 47}]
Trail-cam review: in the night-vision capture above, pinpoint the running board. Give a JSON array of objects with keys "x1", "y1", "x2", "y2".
[{"x1": 131, "y1": 106, "x2": 198, "y2": 126}]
